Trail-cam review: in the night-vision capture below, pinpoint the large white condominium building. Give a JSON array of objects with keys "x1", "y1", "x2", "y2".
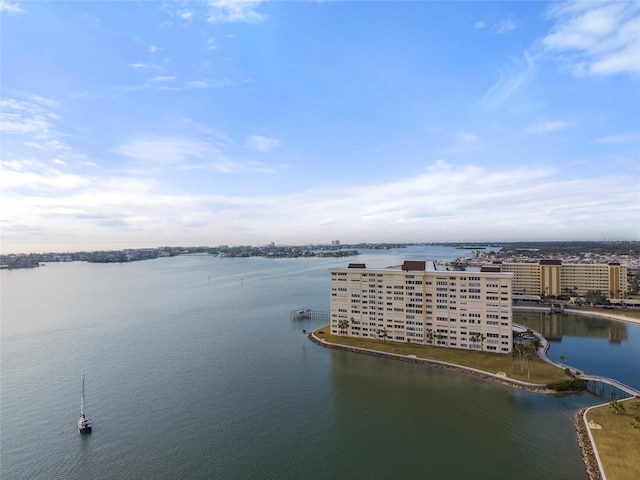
[
  {"x1": 488, "y1": 260, "x2": 627, "y2": 301},
  {"x1": 329, "y1": 260, "x2": 513, "y2": 353}
]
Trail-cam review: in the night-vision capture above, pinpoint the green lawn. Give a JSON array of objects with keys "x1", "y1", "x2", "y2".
[
  {"x1": 313, "y1": 327, "x2": 565, "y2": 385},
  {"x1": 586, "y1": 398, "x2": 640, "y2": 480}
]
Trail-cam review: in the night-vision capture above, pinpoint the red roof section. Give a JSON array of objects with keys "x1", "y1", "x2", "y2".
[
  {"x1": 480, "y1": 266, "x2": 502, "y2": 273},
  {"x1": 539, "y1": 259, "x2": 562, "y2": 265},
  {"x1": 402, "y1": 260, "x2": 426, "y2": 271}
]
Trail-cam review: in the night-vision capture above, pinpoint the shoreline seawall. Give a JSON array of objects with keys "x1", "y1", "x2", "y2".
[{"x1": 308, "y1": 332, "x2": 551, "y2": 393}]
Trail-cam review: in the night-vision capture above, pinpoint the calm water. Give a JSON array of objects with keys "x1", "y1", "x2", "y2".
[{"x1": 2, "y1": 246, "x2": 636, "y2": 479}]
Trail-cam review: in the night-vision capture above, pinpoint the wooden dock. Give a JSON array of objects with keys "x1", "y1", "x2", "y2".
[
  {"x1": 581, "y1": 374, "x2": 640, "y2": 399},
  {"x1": 291, "y1": 309, "x2": 329, "y2": 321}
]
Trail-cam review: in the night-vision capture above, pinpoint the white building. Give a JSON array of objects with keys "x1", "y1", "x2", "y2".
[{"x1": 329, "y1": 260, "x2": 513, "y2": 353}]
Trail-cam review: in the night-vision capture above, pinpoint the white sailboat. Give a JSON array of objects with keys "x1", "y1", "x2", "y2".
[{"x1": 77, "y1": 374, "x2": 92, "y2": 434}]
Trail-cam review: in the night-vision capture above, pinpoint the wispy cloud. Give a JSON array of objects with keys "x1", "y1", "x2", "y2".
[
  {"x1": 127, "y1": 62, "x2": 151, "y2": 69},
  {"x1": 3, "y1": 155, "x2": 638, "y2": 251},
  {"x1": 592, "y1": 134, "x2": 639, "y2": 145},
  {"x1": 111, "y1": 134, "x2": 274, "y2": 174},
  {"x1": 0, "y1": 1, "x2": 23, "y2": 14},
  {"x1": 477, "y1": 52, "x2": 536, "y2": 109},
  {"x1": 245, "y1": 135, "x2": 280, "y2": 153},
  {"x1": 458, "y1": 132, "x2": 479, "y2": 143},
  {"x1": 525, "y1": 119, "x2": 574, "y2": 135},
  {"x1": 475, "y1": 21, "x2": 486, "y2": 30},
  {"x1": 0, "y1": 97, "x2": 67, "y2": 150},
  {"x1": 113, "y1": 136, "x2": 225, "y2": 167},
  {"x1": 207, "y1": 0, "x2": 267, "y2": 24},
  {"x1": 149, "y1": 75, "x2": 176, "y2": 83},
  {"x1": 494, "y1": 18, "x2": 517, "y2": 34},
  {"x1": 542, "y1": 1, "x2": 640, "y2": 77}
]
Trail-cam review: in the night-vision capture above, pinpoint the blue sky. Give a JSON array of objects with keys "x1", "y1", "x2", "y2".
[{"x1": 1, "y1": 1, "x2": 639, "y2": 253}]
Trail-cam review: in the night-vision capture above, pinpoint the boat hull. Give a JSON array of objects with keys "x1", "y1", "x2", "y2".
[{"x1": 78, "y1": 415, "x2": 92, "y2": 434}]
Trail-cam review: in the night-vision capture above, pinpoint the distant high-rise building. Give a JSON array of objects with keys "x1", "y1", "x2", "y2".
[
  {"x1": 487, "y1": 260, "x2": 627, "y2": 300},
  {"x1": 329, "y1": 260, "x2": 513, "y2": 353},
  {"x1": 331, "y1": 240, "x2": 341, "y2": 246}
]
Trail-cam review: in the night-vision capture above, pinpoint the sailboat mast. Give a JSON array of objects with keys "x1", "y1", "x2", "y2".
[{"x1": 81, "y1": 374, "x2": 85, "y2": 416}]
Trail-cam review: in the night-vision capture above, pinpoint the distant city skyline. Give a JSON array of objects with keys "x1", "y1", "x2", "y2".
[{"x1": 1, "y1": 1, "x2": 639, "y2": 254}]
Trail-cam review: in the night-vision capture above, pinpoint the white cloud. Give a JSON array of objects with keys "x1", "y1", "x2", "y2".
[
  {"x1": 2, "y1": 159, "x2": 638, "y2": 252},
  {"x1": 542, "y1": 1, "x2": 640, "y2": 77},
  {"x1": 245, "y1": 135, "x2": 280, "y2": 153},
  {"x1": 525, "y1": 119, "x2": 574, "y2": 135},
  {"x1": 0, "y1": 98, "x2": 67, "y2": 149},
  {"x1": 0, "y1": 1, "x2": 23, "y2": 14},
  {"x1": 458, "y1": 132, "x2": 479, "y2": 143},
  {"x1": 477, "y1": 52, "x2": 537, "y2": 109},
  {"x1": 493, "y1": 18, "x2": 517, "y2": 34},
  {"x1": 1, "y1": 160, "x2": 90, "y2": 192},
  {"x1": 475, "y1": 21, "x2": 486, "y2": 30},
  {"x1": 207, "y1": 0, "x2": 267, "y2": 24},
  {"x1": 113, "y1": 136, "x2": 223, "y2": 166},
  {"x1": 149, "y1": 75, "x2": 176, "y2": 83},
  {"x1": 187, "y1": 80, "x2": 208, "y2": 89},
  {"x1": 149, "y1": 45, "x2": 160, "y2": 53},
  {"x1": 127, "y1": 62, "x2": 150, "y2": 69},
  {"x1": 428, "y1": 159, "x2": 451, "y2": 171},
  {"x1": 592, "y1": 134, "x2": 639, "y2": 144},
  {"x1": 28, "y1": 94, "x2": 60, "y2": 109}
]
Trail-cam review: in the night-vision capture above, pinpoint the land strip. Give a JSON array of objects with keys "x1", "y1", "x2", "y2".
[
  {"x1": 574, "y1": 408, "x2": 602, "y2": 480},
  {"x1": 310, "y1": 327, "x2": 564, "y2": 390},
  {"x1": 583, "y1": 398, "x2": 640, "y2": 480},
  {"x1": 309, "y1": 321, "x2": 639, "y2": 480}
]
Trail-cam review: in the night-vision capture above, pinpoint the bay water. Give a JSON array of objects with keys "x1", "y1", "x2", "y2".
[{"x1": 2, "y1": 246, "x2": 637, "y2": 479}]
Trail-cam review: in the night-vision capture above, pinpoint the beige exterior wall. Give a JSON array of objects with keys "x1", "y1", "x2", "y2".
[
  {"x1": 499, "y1": 263, "x2": 540, "y2": 299},
  {"x1": 497, "y1": 262, "x2": 628, "y2": 300},
  {"x1": 541, "y1": 265, "x2": 562, "y2": 297},
  {"x1": 329, "y1": 265, "x2": 513, "y2": 353}
]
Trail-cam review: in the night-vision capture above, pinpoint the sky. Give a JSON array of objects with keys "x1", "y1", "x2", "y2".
[{"x1": 1, "y1": 0, "x2": 639, "y2": 254}]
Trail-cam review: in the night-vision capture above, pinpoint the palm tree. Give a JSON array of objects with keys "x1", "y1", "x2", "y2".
[
  {"x1": 525, "y1": 353, "x2": 532, "y2": 379},
  {"x1": 515, "y1": 344, "x2": 525, "y2": 373},
  {"x1": 338, "y1": 318, "x2": 350, "y2": 336},
  {"x1": 532, "y1": 337, "x2": 542, "y2": 355},
  {"x1": 377, "y1": 328, "x2": 388, "y2": 343},
  {"x1": 479, "y1": 334, "x2": 486, "y2": 352},
  {"x1": 425, "y1": 329, "x2": 434, "y2": 346},
  {"x1": 558, "y1": 355, "x2": 567, "y2": 376},
  {"x1": 508, "y1": 350, "x2": 517, "y2": 374},
  {"x1": 470, "y1": 334, "x2": 478, "y2": 350},
  {"x1": 609, "y1": 400, "x2": 625, "y2": 415}
]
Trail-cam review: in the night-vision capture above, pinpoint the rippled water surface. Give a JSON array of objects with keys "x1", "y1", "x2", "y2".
[{"x1": 3, "y1": 246, "x2": 632, "y2": 479}]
